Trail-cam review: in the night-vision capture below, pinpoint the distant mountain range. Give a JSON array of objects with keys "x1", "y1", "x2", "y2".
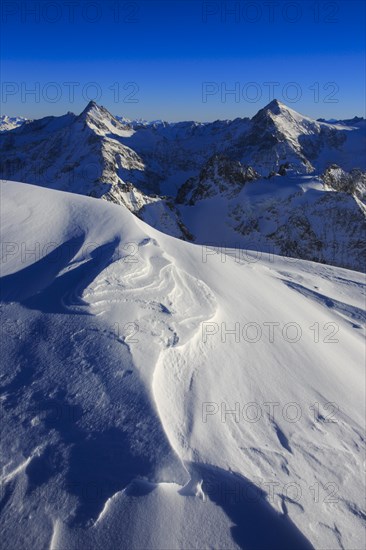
[
  {"x1": 1, "y1": 99, "x2": 365, "y2": 271},
  {"x1": 0, "y1": 115, "x2": 28, "y2": 132}
]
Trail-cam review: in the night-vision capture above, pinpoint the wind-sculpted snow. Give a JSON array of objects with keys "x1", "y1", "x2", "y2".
[{"x1": 0, "y1": 181, "x2": 365, "y2": 549}]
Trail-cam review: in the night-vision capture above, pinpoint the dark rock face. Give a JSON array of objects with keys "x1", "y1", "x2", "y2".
[
  {"x1": 278, "y1": 163, "x2": 290, "y2": 176},
  {"x1": 299, "y1": 127, "x2": 346, "y2": 162},
  {"x1": 322, "y1": 165, "x2": 366, "y2": 201},
  {"x1": 177, "y1": 154, "x2": 260, "y2": 204},
  {"x1": 227, "y1": 188, "x2": 366, "y2": 272}
]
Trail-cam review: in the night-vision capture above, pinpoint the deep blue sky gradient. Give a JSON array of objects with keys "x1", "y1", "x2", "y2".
[{"x1": 1, "y1": 0, "x2": 365, "y2": 120}]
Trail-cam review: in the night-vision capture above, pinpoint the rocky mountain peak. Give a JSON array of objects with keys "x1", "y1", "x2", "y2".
[
  {"x1": 252, "y1": 99, "x2": 295, "y2": 124},
  {"x1": 80, "y1": 100, "x2": 100, "y2": 114},
  {"x1": 263, "y1": 98, "x2": 287, "y2": 115},
  {"x1": 78, "y1": 100, "x2": 111, "y2": 121},
  {"x1": 77, "y1": 101, "x2": 128, "y2": 134}
]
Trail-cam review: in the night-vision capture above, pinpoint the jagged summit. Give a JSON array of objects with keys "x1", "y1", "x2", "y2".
[
  {"x1": 262, "y1": 98, "x2": 287, "y2": 115},
  {"x1": 83, "y1": 99, "x2": 98, "y2": 111},
  {"x1": 252, "y1": 98, "x2": 303, "y2": 122},
  {"x1": 78, "y1": 100, "x2": 112, "y2": 120},
  {"x1": 76, "y1": 100, "x2": 132, "y2": 135}
]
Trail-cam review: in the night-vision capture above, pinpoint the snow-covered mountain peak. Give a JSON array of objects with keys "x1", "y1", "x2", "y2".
[
  {"x1": 79, "y1": 100, "x2": 105, "y2": 117},
  {"x1": 262, "y1": 98, "x2": 288, "y2": 115},
  {"x1": 253, "y1": 99, "x2": 312, "y2": 127},
  {"x1": 77, "y1": 101, "x2": 132, "y2": 136}
]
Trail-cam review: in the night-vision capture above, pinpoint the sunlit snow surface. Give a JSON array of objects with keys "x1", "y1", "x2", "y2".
[{"x1": 0, "y1": 180, "x2": 365, "y2": 549}]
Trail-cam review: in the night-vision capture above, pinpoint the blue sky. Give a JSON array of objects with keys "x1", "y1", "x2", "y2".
[{"x1": 1, "y1": 0, "x2": 365, "y2": 121}]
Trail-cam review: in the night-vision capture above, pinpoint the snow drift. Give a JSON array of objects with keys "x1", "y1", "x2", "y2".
[{"x1": 0, "y1": 180, "x2": 365, "y2": 549}]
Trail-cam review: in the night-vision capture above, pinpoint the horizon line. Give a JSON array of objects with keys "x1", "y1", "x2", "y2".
[{"x1": 1, "y1": 98, "x2": 365, "y2": 126}]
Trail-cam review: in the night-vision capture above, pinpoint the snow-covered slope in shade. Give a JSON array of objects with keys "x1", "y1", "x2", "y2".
[
  {"x1": 1, "y1": 180, "x2": 365, "y2": 549},
  {"x1": 177, "y1": 160, "x2": 366, "y2": 272}
]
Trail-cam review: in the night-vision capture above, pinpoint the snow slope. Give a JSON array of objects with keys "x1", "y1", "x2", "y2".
[{"x1": 0, "y1": 180, "x2": 365, "y2": 549}]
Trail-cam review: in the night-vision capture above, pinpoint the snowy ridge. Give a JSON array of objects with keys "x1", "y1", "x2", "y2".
[{"x1": 0, "y1": 180, "x2": 365, "y2": 549}]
